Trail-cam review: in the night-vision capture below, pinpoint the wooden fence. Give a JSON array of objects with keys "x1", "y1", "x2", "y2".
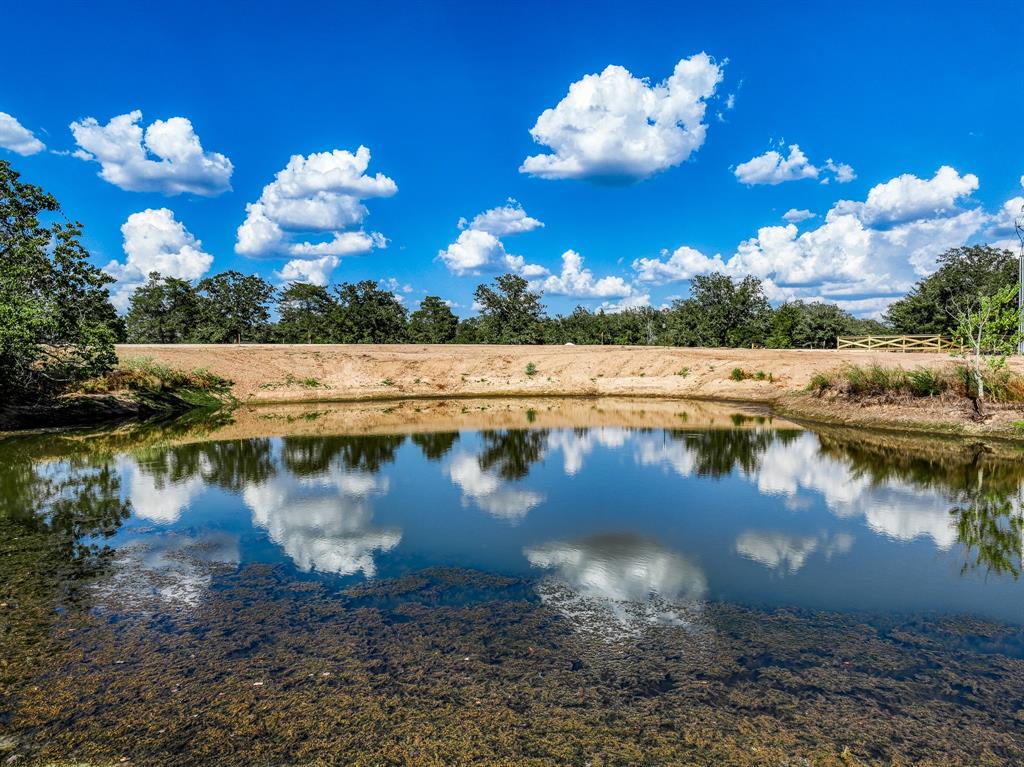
[{"x1": 836, "y1": 335, "x2": 958, "y2": 352}]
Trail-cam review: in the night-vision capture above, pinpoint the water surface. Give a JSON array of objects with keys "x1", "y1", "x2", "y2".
[{"x1": 2, "y1": 399, "x2": 1023, "y2": 765}]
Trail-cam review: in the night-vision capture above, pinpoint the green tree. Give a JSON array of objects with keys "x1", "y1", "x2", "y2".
[
  {"x1": 765, "y1": 302, "x2": 803, "y2": 348},
  {"x1": 474, "y1": 273, "x2": 544, "y2": 344},
  {"x1": 408, "y1": 295, "x2": 458, "y2": 343},
  {"x1": 793, "y1": 302, "x2": 854, "y2": 349},
  {"x1": 454, "y1": 316, "x2": 481, "y2": 343},
  {"x1": 886, "y1": 245, "x2": 1018, "y2": 334},
  {"x1": 125, "y1": 272, "x2": 202, "y2": 343},
  {"x1": 331, "y1": 280, "x2": 408, "y2": 343},
  {"x1": 548, "y1": 307, "x2": 599, "y2": 344},
  {"x1": 275, "y1": 282, "x2": 335, "y2": 343},
  {"x1": 195, "y1": 270, "x2": 275, "y2": 343},
  {"x1": 0, "y1": 161, "x2": 119, "y2": 403},
  {"x1": 950, "y1": 283, "x2": 1023, "y2": 414},
  {"x1": 667, "y1": 273, "x2": 771, "y2": 348}
]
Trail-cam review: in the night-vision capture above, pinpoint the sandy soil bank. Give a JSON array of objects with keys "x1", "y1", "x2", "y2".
[{"x1": 117, "y1": 344, "x2": 1024, "y2": 439}]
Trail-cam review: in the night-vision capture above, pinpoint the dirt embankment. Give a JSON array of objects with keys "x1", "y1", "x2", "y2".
[{"x1": 116, "y1": 344, "x2": 1024, "y2": 439}]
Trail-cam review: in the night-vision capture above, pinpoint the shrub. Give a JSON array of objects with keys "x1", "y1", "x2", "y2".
[
  {"x1": 807, "y1": 372, "x2": 832, "y2": 393},
  {"x1": 906, "y1": 367, "x2": 946, "y2": 397},
  {"x1": 525, "y1": 362, "x2": 538, "y2": 377},
  {"x1": 953, "y1": 365, "x2": 1024, "y2": 403},
  {"x1": 730, "y1": 368, "x2": 772, "y2": 382},
  {"x1": 81, "y1": 357, "x2": 232, "y2": 395},
  {"x1": 808, "y1": 363, "x2": 1023, "y2": 403},
  {"x1": 808, "y1": 364, "x2": 951, "y2": 398}
]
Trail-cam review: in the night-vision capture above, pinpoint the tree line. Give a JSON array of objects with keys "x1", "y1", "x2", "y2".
[
  {"x1": 124, "y1": 269, "x2": 895, "y2": 349},
  {"x1": 2, "y1": 157, "x2": 1020, "y2": 407}
]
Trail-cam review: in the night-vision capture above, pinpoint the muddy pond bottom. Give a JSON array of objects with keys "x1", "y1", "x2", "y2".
[{"x1": 2, "y1": 398, "x2": 1023, "y2": 766}]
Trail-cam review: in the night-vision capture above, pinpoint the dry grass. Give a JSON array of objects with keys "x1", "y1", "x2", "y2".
[{"x1": 807, "y1": 363, "x2": 1024, "y2": 403}]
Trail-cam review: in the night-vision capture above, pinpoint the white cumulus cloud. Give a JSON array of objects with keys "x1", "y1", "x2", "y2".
[
  {"x1": 275, "y1": 256, "x2": 339, "y2": 286},
  {"x1": 984, "y1": 178, "x2": 1024, "y2": 251},
  {"x1": 633, "y1": 166, "x2": 989, "y2": 315},
  {"x1": 734, "y1": 144, "x2": 819, "y2": 185},
  {"x1": 438, "y1": 228, "x2": 523, "y2": 275},
  {"x1": 520, "y1": 53, "x2": 724, "y2": 181},
  {"x1": 834, "y1": 165, "x2": 977, "y2": 226},
  {"x1": 0, "y1": 112, "x2": 45, "y2": 155},
  {"x1": 824, "y1": 158, "x2": 856, "y2": 183},
  {"x1": 236, "y1": 147, "x2": 396, "y2": 265},
  {"x1": 460, "y1": 200, "x2": 544, "y2": 236},
  {"x1": 634, "y1": 245, "x2": 728, "y2": 284},
  {"x1": 533, "y1": 250, "x2": 635, "y2": 298},
  {"x1": 734, "y1": 143, "x2": 855, "y2": 186},
  {"x1": 599, "y1": 294, "x2": 652, "y2": 313},
  {"x1": 439, "y1": 201, "x2": 546, "y2": 276},
  {"x1": 70, "y1": 110, "x2": 232, "y2": 195},
  {"x1": 782, "y1": 208, "x2": 816, "y2": 223},
  {"x1": 104, "y1": 208, "x2": 214, "y2": 309}
]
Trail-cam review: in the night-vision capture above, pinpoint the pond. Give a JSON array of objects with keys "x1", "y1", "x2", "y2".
[{"x1": 2, "y1": 398, "x2": 1023, "y2": 766}]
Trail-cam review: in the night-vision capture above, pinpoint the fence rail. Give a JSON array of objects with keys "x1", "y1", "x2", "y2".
[{"x1": 836, "y1": 335, "x2": 958, "y2": 352}]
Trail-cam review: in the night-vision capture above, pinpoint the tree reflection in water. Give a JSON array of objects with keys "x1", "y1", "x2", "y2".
[
  {"x1": 136, "y1": 438, "x2": 276, "y2": 491},
  {"x1": 952, "y1": 488, "x2": 1024, "y2": 578},
  {"x1": 665, "y1": 428, "x2": 802, "y2": 478},
  {"x1": 282, "y1": 434, "x2": 406, "y2": 476},
  {"x1": 410, "y1": 431, "x2": 459, "y2": 461},
  {"x1": 815, "y1": 430, "x2": 1024, "y2": 579},
  {"x1": 0, "y1": 448, "x2": 132, "y2": 704},
  {"x1": 0, "y1": 453, "x2": 130, "y2": 584},
  {"x1": 477, "y1": 429, "x2": 548, "y2": 479}
]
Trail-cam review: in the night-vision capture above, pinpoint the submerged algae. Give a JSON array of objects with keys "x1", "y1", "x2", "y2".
[{"x1": 3, "y1": 563, "x2": 1023, "y2": 767}]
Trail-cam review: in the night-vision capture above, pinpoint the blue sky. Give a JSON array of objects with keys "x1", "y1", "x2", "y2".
[{"x1": 2, "y1": 0, "x2": 1021, "y2": 317}]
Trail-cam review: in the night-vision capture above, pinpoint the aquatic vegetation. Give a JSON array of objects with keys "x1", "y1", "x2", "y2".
[
  {"x1": 3, "y1": 406, "x2": 1024, "y2": 765},
  {"x1": 4, "y1": 563, "x2": 1024, "y2": 766}
]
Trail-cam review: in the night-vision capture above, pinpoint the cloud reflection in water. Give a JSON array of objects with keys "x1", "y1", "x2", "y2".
[
  {"x1": 244, "y1": 467, "x2": 400, "y2": 577},
  {"x1": 525, "y1": 533, "x2": 707, "y2": 638}
]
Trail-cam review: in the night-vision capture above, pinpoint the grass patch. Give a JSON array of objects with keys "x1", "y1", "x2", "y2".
[
  {"x1": 730, "y1": 368, "x2": 774, "y2": 382},
  {"x1": 381, "y1": 378, "x2": 396, "y2": 387},
  {"x1": 82, "y1": 357, "x2": 232, "y2": 396},
  {"x1": 259, "y1": 373, "x2": 327, "y2": 390},
  {"x1": 525, "y1": 362, "x2": 538, "y2": 377},
  {"x1": 676, "y1": 367, "x2": 690, "y2": 377},
  {"x1": 806, "y1": 363, "x2": 1024, "y2": 403}
]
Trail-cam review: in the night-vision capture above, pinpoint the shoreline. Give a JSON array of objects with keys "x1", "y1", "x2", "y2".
[
  {"x1": 3, "y1": 343, "x2": 1023, "y2": 441},
  {"x1": 119, "y1": 343, "x2": 1024, "y2": 442}
]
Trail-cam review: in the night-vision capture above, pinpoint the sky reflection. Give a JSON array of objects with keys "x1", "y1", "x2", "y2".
[{"x1": 14, "y1": 408, "x2": 1022, "y2": 623}]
